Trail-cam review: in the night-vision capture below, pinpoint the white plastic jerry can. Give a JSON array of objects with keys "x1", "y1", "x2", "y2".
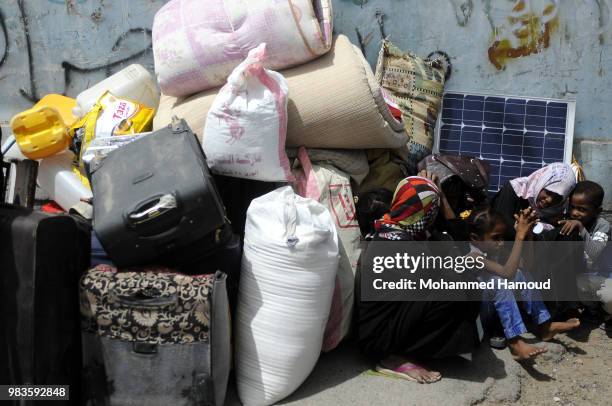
[
  {"x1": 73, "y1": 64, "x2": 160, "y2": 117},
  {"x1": 37, "y1": 151, "x2": 92, "y2": 211}
]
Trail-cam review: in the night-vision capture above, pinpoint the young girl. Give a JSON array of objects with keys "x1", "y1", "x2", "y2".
[{"x1": 468, "y1": 208, "x2": 581, "y2": 361}]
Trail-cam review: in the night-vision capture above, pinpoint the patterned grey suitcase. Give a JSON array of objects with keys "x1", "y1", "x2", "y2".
[{"x1": 80, "y1": 265, "x2": 230, "y2": 406}]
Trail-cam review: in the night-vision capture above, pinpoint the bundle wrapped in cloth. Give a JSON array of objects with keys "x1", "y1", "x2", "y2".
[
  {"x1": 154, "y1": 35, "x2": 408, "y2": 150},
  {"x1": 153, "y1": 0, "x2": 333, "y2": 96}
]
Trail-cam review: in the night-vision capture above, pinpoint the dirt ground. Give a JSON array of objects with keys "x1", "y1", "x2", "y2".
[{"x1": 481, "y1": 321, "x2": 612, "y2": 406}]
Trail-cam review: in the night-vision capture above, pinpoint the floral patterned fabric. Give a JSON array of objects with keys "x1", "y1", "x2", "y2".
[
  {"x1": 375, "y1": 39, "x2": 446, "y2": 173},
  {"x1": 80, "y1": 264, "x2": 214, "y2": 344}
]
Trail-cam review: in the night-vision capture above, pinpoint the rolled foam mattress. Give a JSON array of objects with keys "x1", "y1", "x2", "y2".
[
  {"x1": 153, "y1": 0, "x2": 333, "y2": 97},
  {"x1": 153, "y1": 35, "x2": 408, "y2": 150}
]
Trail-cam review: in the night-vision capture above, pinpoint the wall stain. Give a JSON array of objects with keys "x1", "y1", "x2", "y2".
[
  {"x1": 375, "y1": 10, "x2": 386, "y2": 38},
  {"x1": 355, "y1": 27, "x2": 367, "y2": 57},
  {"x1": 449, "y1": 0, "x2": 473, "y2": 27},
  {"x1": 90, "y1": 7, "x2": 103, "y2": 24},
  {"x1": 487, "y1": 0, "x2": 559, "y2": 70},
  {"x1": 595, "y1": 0, "x2": 609, "y2": 45}
]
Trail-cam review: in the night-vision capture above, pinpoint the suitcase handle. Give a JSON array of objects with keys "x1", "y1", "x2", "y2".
[
  {"x1": 128, "y1": 193, "x2": 178, "y2": 225},
  {"x1": 112, "y1": 288, "x2": 178, "y2": 309}
]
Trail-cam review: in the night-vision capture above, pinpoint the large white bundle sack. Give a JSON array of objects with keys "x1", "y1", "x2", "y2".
[
  {"x1": 203, "y1": 43, "x2": 293, "y2": 182},
  {"x1": 293, "y1": 147, "x2": 361, "y2": 352},
  {"x1": 236, "y1": 186, "x2": 339, "y2": 405},
  {"x1": 153, "y1": 0, "x2": 333, "y2": 97}
]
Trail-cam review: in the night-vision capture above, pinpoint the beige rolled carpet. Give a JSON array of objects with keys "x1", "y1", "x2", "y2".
[{"x1": 153, "y1": 35, "x2": 408, "y2": 149}]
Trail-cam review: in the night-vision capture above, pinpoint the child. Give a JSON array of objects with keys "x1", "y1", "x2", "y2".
[
  {"x1": 559, "y1": 180, "x2": 610, "y2": 267},
  {"x1": 355, "y1": 188, "x2": 393, "y2": 238},
  {"x1": 560, "y1": 181, "x2": 612, "y2": 330},
  {"x1": 468, "y1": 208, "x2": 581, "y2": 361}
]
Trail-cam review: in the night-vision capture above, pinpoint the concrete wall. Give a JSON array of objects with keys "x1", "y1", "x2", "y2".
[
  {"x1": 1, "y1": 0, "x2": 610, "y2": 206},
  {"x1": 335, "y1": 0, "x2": 612, "y2": 208},
  {"x1": 0, "y1": 0, "x2": 164, "y2": 127}
]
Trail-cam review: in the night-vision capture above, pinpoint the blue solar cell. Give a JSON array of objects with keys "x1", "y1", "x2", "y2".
[
  {"x1": 504, "y1": 113, "x2": 524, "y2": 130},
  {"x1": 440, "y1": 126, "x2": 461, "y2": 141},
  {"x1": 526, "y1": 100, "x2": 547, "y2": 115},
  {"x1": 485, "y1": 97, "x2": 506, "y2": 112},
  {"x1": 547, "y1": 102, "x2": 568, "y2": 117},
  {"x1": 483, "y1": 111, "x2": 504, "y2": 128},
  {"x1": 439, "y1": 138, "x2": 460, "y2": 152},
  {"x1": 544, "y1": 136, "x2": 565, "y2": 150},
  {"x1": 505, "y1": 99, "x2": 526, "y2": 114},
  {"x1": 437, "y1": 93, "x2": 572, "y2": 192},
  {"x1": 463, "y1": 110, "x2": 483, "y2": 127},
  {"x1": 501, "y1": 162, "x2": 522, "y2": 177},
  {"x1": 543, "y1": 147, "x2": 564, "y2": 161},
  {"x1": 523, "y1": 133, "x2": 545, "y2": 147},
  {"x1": 481, "y1": 142, "x2": 501, "y2": 154},
  {"x1": 501, "y1": 144, "x2": 522, "y2": 157},
  {"x1": 462, "y1": 128, "x2": 482, "y2": 142},
  {"x1": 482, "y1": 128, "x2": 503, "y2": 143},
  {"x1": 442, "y1": 107, "x2": 463, "y2": 125},
  {"x1": 547, "y1": 117, "x2": 567, "y2": 131},
  {"x1": 503, "y1": 130, "x2": 524, "y2": 145},
  {"x1": 523, "y1": 146, "x2": 544, "y2": 159},
  {"x1": 460, "y1": 141, "x2": 481, "y2": 155},
  {"x1": 464, "y1": 96, "x2": 485, "y2": 111},
  {"x1": 525, "y1": 114, "x2": 546, "y2": 131}
]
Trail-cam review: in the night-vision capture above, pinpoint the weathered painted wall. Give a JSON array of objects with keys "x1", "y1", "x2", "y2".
[
  {"x1": 1, "y1": 0, "x2": 610, "y2": 206},
  {"x1": 0, "y1": 0, "x2": 164, "y2": 127},
  {"x1": 335, "y1": 0, "x2": 611, "y2": 141},
  {"x1": 334, "y1": 0, "x2": 612, "y2": 208}
]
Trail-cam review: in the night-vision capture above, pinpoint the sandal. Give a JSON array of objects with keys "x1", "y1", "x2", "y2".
[{"x1": 375, "y1": 362, "x2": 442, "y2": 384}]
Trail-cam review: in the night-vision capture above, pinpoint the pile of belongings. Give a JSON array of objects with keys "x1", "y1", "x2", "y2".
[{"x1": 1, "y1": 0, "x2": 454, "y2": 405}]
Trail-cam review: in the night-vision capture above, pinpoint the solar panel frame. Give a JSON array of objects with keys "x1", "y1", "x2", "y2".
[{"x1": 433, "y1": 91, "x2": 576, "y2": 193}]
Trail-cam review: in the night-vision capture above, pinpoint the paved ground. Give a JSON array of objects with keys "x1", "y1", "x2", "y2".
[
  {"x1": 226, "y1": 339, "x2": 523, "y2": 406},
  {"x1": 226, "y1": 322, "x2": 611, "y2": 406}
]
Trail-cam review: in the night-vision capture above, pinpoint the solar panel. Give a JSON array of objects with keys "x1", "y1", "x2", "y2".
[{"x1": 434, "y1": 91, "x2": 576, "y2": 193}]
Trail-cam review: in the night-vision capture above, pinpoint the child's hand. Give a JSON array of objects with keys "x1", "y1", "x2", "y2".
[
  {"x1": 558, "y1": 219, "x2": 583, "y2": 236},
  {"x1": 418, "y1": 169, "x2": 440, "y2": 189},
  {"x1": 514, "y1": 208, "x2": 537, "y2": 239}
]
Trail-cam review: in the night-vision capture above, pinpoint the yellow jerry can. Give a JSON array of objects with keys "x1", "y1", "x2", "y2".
[{"x1": 10, "y1": 94, "x2": 78, "y2": 160}]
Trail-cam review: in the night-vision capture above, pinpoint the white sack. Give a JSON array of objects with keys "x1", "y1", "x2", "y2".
[
  {"x1": 203, "y1": 44, "x2": 293, "y2": 182},
  {"x1": 235, "y1": 186, "x2": 339, "y2": 405}
]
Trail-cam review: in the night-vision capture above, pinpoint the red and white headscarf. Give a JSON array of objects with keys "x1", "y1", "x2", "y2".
[{"x1": 375, "y1": 176, "x2": 440, "y2": 240}]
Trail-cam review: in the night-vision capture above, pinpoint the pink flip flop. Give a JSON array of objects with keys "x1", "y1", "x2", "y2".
[{"x1": 375, "y1": 362, "x2": 442, "y2": 383}]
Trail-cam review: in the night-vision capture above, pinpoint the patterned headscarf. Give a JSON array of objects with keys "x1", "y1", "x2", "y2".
[
  {"x1": 374, "y1": 176, "x2": 441, "y2": 240},
  {"x1": 510, "y1": 163, "x2": 576, "y2": 218}
]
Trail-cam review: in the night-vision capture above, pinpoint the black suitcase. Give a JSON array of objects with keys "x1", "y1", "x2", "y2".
[
  {"x1": 0, "y1": 205, "x2": 90, "y2": 405},
  {"x1": 91, "y1": 118, "x2": 226, "y2": 268},
  {"x1": 169, "y1": 224, "x2": 243, "y2": 310},
  {"x1": 212, "y1": 175, "x2": 280, "y2": 236}
]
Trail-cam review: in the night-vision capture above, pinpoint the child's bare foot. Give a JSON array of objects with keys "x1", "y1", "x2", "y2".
[
  {"x1": 540, "y1": 318, "x2": 581, "y2": 341},
  {"x1": 508, "y1": 337, "x2": 548, "y2": 361},
  {"x1": 377, "y1": 355, "x2": 441, "y2": 384}
]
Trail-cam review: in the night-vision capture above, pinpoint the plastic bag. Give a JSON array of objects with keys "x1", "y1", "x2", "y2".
[
  {"x1": 69, "y1": 91, "x2": 154, "y2": 187},
  {"x1": 202, "y1": 43, "x2": 293, "y2": 182}
]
